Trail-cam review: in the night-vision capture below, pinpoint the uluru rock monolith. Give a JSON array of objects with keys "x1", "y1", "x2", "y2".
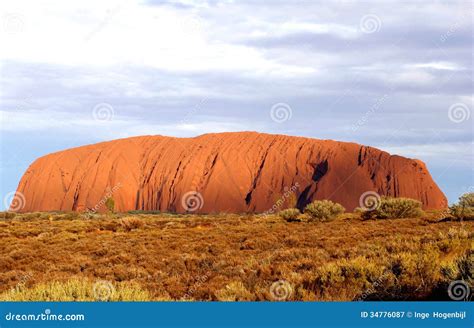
[{"x1": 12, "y1": 132, "x2": 447, "y2": 213}]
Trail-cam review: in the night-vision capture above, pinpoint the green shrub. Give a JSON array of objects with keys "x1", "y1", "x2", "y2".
[
  {"x1": 361, "y1": 197, "x2": 424, "y2": 219},
  {"x1": 304, "y1": 200, "x2": 345, "y2": 221},
  {"x1": 105, "y1": 197, "x2": 115, "y2": 213},
  {"x1": 449, "y1": 193, "x2": 474, "y2": 220},
  {"x1": 378, "y1": 197, "x2": 423, "y2": 219},
  {"x1": 278, "y1": 208, "x2": 301, "y2": 221}
]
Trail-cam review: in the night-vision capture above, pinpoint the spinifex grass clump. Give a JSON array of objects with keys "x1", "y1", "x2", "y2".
[
  {"x1": 450, "y1": 193, "x2": 474, "y2": 220},
  {"x1": 278, "y1": 208, "x2": 301, "y2": 221},
  {"x1": 304, "y1": 200, "x2": 345, "y2": 222}
]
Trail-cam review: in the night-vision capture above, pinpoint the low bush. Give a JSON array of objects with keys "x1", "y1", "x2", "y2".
[
  {"x1": 304, "y1": 200, "x2": 345, "y2": 221},
  {"x1": 377, "y1": 197, "x2": 424, "y2": 219},
  {"x1": 278, "y1": 208, "x2": 301, "y2": 221},
  {"x1": 449, "y1": 193, "x2": 474, "y2": 220},
  {"x1": 360, "y1": 197, "x2": 423, "y2": 219}
]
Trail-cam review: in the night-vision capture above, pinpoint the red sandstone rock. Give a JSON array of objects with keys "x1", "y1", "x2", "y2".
[{"x1": 12, "y1": 132, "x2": 447, "y2": 213}]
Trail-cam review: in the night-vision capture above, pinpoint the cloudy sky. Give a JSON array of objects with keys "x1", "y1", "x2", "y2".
[{"x1": 0, "y1": 0, "x2": 472, "y2": 208}]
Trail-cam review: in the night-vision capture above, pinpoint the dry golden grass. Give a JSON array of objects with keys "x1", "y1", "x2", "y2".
[
  {"x1": 0, "y1": 211, "x2": 472, "y2": 301},
  {"x1": 119, "y1": 216, "x2": 145, "y2": 231},
  {"x1": 0, "y1": 279, "x2": 150, "y2": 301}
]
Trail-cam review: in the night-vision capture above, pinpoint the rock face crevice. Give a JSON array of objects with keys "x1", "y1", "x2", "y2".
[{"x1": 12, "y1": 132, "x2": 447, "y2": 213}]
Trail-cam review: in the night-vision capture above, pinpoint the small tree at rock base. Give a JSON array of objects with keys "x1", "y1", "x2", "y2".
[{"x1": 105, "y1": 197, "x2": 115, "y2": 214}]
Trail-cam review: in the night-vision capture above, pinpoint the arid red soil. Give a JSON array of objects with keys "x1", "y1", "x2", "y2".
[{"x1": 13, "y1": 132, "x2": 447, "y2": 213}]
